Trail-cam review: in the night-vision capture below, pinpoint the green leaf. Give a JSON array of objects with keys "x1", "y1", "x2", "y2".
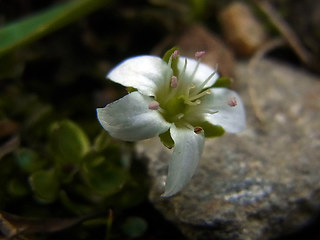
[
  {"x1": 200, "y1": 121, "x2": 225, "y2": 138},
  {"x1": 15, "y1": 148, "x2": 45, "y2": 174},
  {"x1": 7, "y1": 178, "x2": 29, "y2": 197},
  {"x1": 212, "y1": 77, "x2": 233, "y2": 88},
  {"x1": 82, "y1": 155, "x2": 128, "y2": 197},
  {"x1": 93, "y1": 131, "x2": 110, "y2": 152},
  {"x1": 59, "y1": 191, "x2": 93, "y2": 215},
  {"x1": 29, "y1": 169, "x2": 60, "y2": 203},
  {"x1": 121, "y1": 217, "x2": 148, "y2": 238},
  {"x1": 159, "y1": 129, "x2": 174, "y2": 149},
  {"x1": 0, "y1": 0, "x2": 113, "y2": 56},
  {"x1": 50, "y1": 120, "x2": 90, "y2": 164}
]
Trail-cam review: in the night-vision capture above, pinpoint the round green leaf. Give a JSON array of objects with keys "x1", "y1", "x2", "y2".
[
  {"x1": 121, "y1": 217, "x2": 148, "y2": 238},
  {"x1": 82, "y1": 155, "x2": 128, "y2": 197},
  {"x1": 29, "y1": 169, "x2": 60, "y2": 203},
  {"x1": 15, "y1": 148, "x2": 44, "y2": 173},
  {"x1": 7, "y1": 178, "x2": 29, "y2": 197},
  {"x1": 50, "y1": 120, "x2": 90, "y2": 163}
]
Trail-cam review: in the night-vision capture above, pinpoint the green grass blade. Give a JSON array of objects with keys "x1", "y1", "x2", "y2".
[{"x1": 0, "y1": 0, "x2": 112, "y2": 56}]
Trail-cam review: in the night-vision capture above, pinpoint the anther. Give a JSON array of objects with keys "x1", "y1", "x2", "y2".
[
  {"x1": 228, "y1": 97, "x2": 237, "y2": 107},
  {"x1": 171, "y1": 76, "x2": 178, "y2": 88},
  {"x1": 198, "y1": 71, "x2": 217, "y2": 90},
  {"x1": 194, "y1": 126, "x2": 204, "y2": 134},
  {"x1": 179, "y1": 58, "x2": 188, "y2": 78},
  {"x1": 195, "y1": 51, "x2": 206, "y2": 60},
  {"x1": 172, "y1": 50, "x2": 179, "y2": 59},
  {"x1": 148, "y1": 100, "x2": 160, "y2": 110}
]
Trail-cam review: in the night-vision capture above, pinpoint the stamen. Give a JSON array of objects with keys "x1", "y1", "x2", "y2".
[
  {"x1": 194, "y1": 126, "x2": 204, "y2": 134},
  {"x1": 208, "y1": 110, "x2": 219, "y2": 114},
  {"x1": 184, "y1": 99, "x2": 201, "y2": 106},
  {"x1": 228, "y1": 97, "x2": 237, "y2": 107},
  {"x1": 184, "y1": 122, "x2": 194, "y2": 130},
  {"x1": 172, "y1": 50, "x2": 179, "y2": 59},
  {"x1": 179, "y1": 58, "x2": 188, "y2": 78},
  {"x1": 189, "y1": 89, "x2": 211, "y2": 101},
  {"x1": 195, "y1": 51, "x2": 206, "y2": 60},
  {"x1": 198, "y1": 71, "x2": 217, "y2": 90},
  {"x1": 190, "y1": 60, "x2": 200, "y2": 81},
  {"x1": 184, "y1": 83, "x2": 195, "y2": 97},
  {"x1": 168, "y1": 50, "x2": 180, "y2": 71},
  {"x1": 171, "y1": 76, "x2": 178, "y2": 88},
  {"x1": 176, "y1": 113, "x2": 184, "y2": 120},
  {"x1": 148, "y1": 100, "x2": 160, "y2": 110}
]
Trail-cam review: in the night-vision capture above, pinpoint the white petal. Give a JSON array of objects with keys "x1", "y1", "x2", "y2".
[
  {"x1": 177, "y1": 57, "x2": 219, "y2": 88},
  {"x1": 97, "y1": 92, "x2": 171, "y2": 141},
  {"x1": 107, "y1": 56, "x2": 172, "y2": 96},
  {"x1": 162, "y1": 125, "x2": 205, "y2": 197},
  {"x1": 202, "y1": 88, "x2": 246, "y2": 133}
]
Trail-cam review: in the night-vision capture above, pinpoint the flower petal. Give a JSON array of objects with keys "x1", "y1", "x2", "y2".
[
  {"x1": 177, "y1": 57, "x2": 219, "y2": 88},
  {"x1": 202, "y1": 88, "x2": 246, "y2": 133},
  {"x1": 162, "y1": 125, "x2": 205, "y2": 197},
  {"x1": 97, "y1": 91, "x2": 171, "y2": 141},
  {"x1": 107, "y1": 56, "x2": 172, "y2": 96}
]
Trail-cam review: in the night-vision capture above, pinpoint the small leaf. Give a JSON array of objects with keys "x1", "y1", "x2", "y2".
[
  {"x1": 50, "y1": 120, "x2": 90, "y2": 164},
  {"x1": 121, "y1": 217, "x2": 148, "y2": 238},
  {"x1": 93, "y1": 131, "x2": 110, "y2": 152},
  {"x1": 212, "y1": 77, "x2": 233, "y2": 88},
  {"x1": 15, "y1": 148, "x2": 44, "y2": 173},
  {"x1": 86, "y1": 167, "x2": 127, "y2": 197},
  {"x1": 159, "y1": 129, "x2": 174, "y2": 149},
  {"x1": 59, "y1": 191, "x2": 93, "y2": 215},
  {"x1": 200, "y1": 121, "x2": 225, "y2": 138},
  {"x1": 29, "y1": 169, "x2": 60, "y2": 203},
  {"x1": 7, "y1": 179, "x2": 28, "y2": 197},
  {"x1": 82, "y1": 155, "x2": 128, "y2": 197}
]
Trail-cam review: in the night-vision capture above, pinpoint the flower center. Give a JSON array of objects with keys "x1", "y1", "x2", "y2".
[{"x1": 155, "y1": 52, "x2": 217, "y2": 127}]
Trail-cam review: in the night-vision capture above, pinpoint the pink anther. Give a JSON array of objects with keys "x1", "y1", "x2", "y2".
[
  {"x1": 172, "y1": 50, "x2": 179, "y2": 59},
  {"x1": 228, "y1": 97, "x2": 237, "y2": 107},
  {"x1": 171, "y1": 76, "x2": 178, "y2": 88},
  {"x1": 195, "y1": 51, "x2": 206, "y2": 60},
  {"x1": 148, "y1": 100, "x2": 160, "y2": 110}
]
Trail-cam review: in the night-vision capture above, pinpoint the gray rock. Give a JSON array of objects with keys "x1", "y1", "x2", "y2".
[{"x1": 136, "y1": 59, "x2": 320, "y2": 240}]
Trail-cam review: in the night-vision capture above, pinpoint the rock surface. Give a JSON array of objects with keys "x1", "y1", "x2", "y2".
[{"x1": 136, "y1": 59, "x2": 320, "y2": 240}]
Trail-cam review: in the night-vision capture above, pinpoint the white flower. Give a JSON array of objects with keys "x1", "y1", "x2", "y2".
[{"x1": 97, "y1": 50, "x2": 246, "y2": 197}]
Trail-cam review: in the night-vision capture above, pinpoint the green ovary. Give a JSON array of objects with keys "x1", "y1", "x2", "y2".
[{"x1": 160, "y1": 96, "x2": 187, "y2": 123}]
